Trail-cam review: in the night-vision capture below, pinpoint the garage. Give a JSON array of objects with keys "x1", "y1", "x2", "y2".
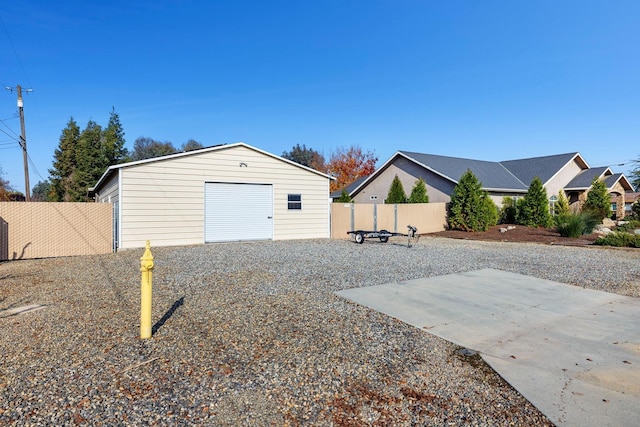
[
  {"x1": 90, "y1": 143, "x2": 333, "y2": 250},
  {"x1": 205, "y1": 182, "x2": 273, "y2": 242}
]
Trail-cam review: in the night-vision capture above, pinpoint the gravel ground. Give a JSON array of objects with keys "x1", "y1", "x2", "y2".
[{"x1": 1, "y1": 237, "x2": 638, "y2": 426}]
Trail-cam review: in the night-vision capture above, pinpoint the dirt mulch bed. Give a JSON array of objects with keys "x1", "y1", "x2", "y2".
[{"x1": 426, "y1": 224, "x2": 600, "y2": 247}]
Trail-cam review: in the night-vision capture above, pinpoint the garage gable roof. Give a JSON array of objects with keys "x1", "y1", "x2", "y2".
[{"x1": 91, "y1": 142, "x2": 334, "y2": 193}]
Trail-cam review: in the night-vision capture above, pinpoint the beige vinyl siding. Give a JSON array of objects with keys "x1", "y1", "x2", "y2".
[
  {"x1": 95, "y1": 172, "x2": 119, "y2": 203},
  {"x1": 118, "y1": 145, "x2": 330, "y2": 249}
]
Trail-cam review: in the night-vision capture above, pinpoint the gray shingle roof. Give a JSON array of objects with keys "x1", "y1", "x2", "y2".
[
  {"x1": 499, "y1": 153, "x2": 581, "y2": 186},
  {"x1": 565, "y1": 167, "x2": 609, "y2": 189},
  {"x1": 603, "y1": 173, "x2": 624, "y2": 189},
  {"x1": 330, "y1": 175, "x2": 368, "y2": 198},
  {"x1": 399, "y1": 151, "x2": 528, "y2": 191}
]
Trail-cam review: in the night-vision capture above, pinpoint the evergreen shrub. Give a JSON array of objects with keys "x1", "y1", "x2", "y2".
[{"x1": 594, "y1": 232, "x2": 640, "y2": 248}]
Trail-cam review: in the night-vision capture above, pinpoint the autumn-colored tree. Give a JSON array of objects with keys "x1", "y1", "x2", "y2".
[
  {"x1": 0, "y1": 167, "x2": 11, "y2": 201},
  {"x1": 326, "y1": 146, "x2": 377, "y2": 192}
]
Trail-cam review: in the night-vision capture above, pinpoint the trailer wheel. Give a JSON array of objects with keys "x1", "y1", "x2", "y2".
[
  {"x1": 355, "y1": 232, "x2": 365, "y2": 244},
  {"x1": 379, "y1": 230, "x2": 389, "y2": 243}
]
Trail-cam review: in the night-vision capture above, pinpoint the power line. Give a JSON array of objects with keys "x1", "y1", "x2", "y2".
[{"x1": 0, "y1": 16, "x2": 33, "y2": 88}]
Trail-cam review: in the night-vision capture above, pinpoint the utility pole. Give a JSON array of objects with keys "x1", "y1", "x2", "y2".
[{"x1": 5, "y1": 85, "x2": 31, "y2": 201}]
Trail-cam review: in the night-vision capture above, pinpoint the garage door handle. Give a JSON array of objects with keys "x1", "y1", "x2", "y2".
[{"x1": 267, "y1": 216, "x2": 272, "y2": 219}]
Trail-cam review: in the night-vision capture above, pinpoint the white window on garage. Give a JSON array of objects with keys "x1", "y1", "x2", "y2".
[
  {"x1": 288, "y1": 194, "x2": 302, "y2": 210},
  {"x1": 205, "y1": 182, "x2": 273, "y2": 242}
]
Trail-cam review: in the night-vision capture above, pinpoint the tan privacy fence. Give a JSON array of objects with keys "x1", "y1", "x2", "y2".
[
  {"x1": 331, "y1": 202, "x2": 448, "y2": 238},
  {"x1": 0, "y1": 202, "x2": 113, "y2": 261}
]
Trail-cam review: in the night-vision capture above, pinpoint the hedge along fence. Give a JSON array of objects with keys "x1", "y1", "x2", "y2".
[
  {"x1": 331, "y1": 202, "x2": 448, "y2": 238},
  {"x1": 0, "y1": 202, "x2": 113, "y2": 261}
]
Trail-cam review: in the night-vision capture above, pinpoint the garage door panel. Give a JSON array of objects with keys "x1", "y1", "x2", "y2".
[{"x1": 205, "y1": 183, "x2": 273, "y2": 242}]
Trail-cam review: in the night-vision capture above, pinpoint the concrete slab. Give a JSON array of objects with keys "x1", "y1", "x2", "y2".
[{"x1": 336, "y1": 268, "x2": 640, "y2": 427}]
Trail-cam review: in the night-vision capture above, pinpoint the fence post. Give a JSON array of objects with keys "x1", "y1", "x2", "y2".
[
  {"x1": 373, "y1": 204, "x2": 378, "y2": 231},
  {"x1": 140, "y1": 240, "x2": 154, "y2": 339},
  {"x1": 394, "y1": 204, "x2": 398, "y2": 233},
  {"x1": 350, "y1": 203, "x2": 355, "y2": 232}
]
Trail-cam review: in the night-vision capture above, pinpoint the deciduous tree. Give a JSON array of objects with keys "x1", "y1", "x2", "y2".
[
  {"x1": 130, "y1": 137, "x2": 177, "y2": 161},
  {"x1": 326, "y1": 145, "x2": 377, "y2": 192},
  {"x1": 0, "y1": 167, "x2": 11, "y2": 201},
  {"x1": 630, "y1": 156, "x2": 640, "y2": 191},
  {"x1": 31, "y1": 180, "x2": 51, "y2": 202},
  {"x1": 181, "y1": 139, "x2": 204, "y2": 152}
]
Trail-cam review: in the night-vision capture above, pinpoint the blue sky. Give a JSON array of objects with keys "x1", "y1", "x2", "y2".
[{"x1": 1, "y1": 1, "x2": 638, "y2": 193}]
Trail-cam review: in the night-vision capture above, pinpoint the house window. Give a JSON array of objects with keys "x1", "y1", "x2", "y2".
[{"x1": 288, "y1": 194, "x2": 302, "y2": 210}]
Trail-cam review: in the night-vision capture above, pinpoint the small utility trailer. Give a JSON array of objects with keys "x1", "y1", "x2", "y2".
[{"x1": 348, "y1": 225, "x2": 418, "y2": 247}]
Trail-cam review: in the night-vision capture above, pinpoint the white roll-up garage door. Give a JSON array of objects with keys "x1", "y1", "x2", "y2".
[{"x1": 205, "y1": 183, "x2": 273, "y2": 242}]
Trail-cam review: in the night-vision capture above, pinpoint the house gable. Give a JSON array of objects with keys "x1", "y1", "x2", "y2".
[{"x1": 499, "y1": 153, "x2": 588, "y2": 187}]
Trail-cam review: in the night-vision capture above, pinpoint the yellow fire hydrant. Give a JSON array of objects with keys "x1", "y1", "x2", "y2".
[{"x1": 140, "y1": 240, "x2": 154, "y2": 339}]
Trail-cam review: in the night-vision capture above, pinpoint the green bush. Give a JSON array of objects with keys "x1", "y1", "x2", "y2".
[
  {"x1": 408, "y1": 178, "x2": 429, "y2": 203},
  {"x1": 448, "y1": 170, "x2": 498, "y2": 232},
  {"x1": 499, "y1": 196, "x2": 517, "y2": 224},
  {"x1": 516, "y1": 177, "x2": 552, "y2": 227},
  {"x1": 554, "y1": 190, "x2": 570, "y2": 217},
  {"x1": 584, "y1": 177, "x2": 611, "y2": 220},
  {"x1": 335, "y1": 189, "x2": 352, "y2": 203},
  {"x1": 616, "y1": 219, "x2": 640, "y2": 232},
  {"x1": 555, "y1": 212, "x2": 599, "y2": 238},
  {"x1": 386, "y1": 174, "x2": 407, "y2": 204},
  {"x1": 632, "y1": 200, "x2": 640, "y2": 218},
  {"x1": 594, "y1": 232, "x2": 640, "y2": 248}
]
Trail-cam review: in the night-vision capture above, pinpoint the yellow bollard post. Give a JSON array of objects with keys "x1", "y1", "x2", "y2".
[{"x1": 140, "y1": 240, "x2": 154, "y2": 339}]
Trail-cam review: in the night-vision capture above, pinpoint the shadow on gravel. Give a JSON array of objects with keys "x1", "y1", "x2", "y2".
[{"x1": 152, "y1": 296, "x2": 184, "y2": 335}]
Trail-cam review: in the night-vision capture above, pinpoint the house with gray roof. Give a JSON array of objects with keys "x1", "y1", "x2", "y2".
[{"x1": 342, "y1": 151, "x2": 633, "y2": 219}]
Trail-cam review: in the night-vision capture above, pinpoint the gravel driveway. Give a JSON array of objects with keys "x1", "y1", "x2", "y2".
[{"x1": 1, "y1": 237, "x2": 638, "y2": 426}]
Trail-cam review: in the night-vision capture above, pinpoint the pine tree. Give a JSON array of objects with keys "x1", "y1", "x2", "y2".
[
  {"x1": 385, "y1": 175, "x2": 407, "y2": 204},
  {"x1": 516, "y1": 177, "x2": 552, "y2": 227},
  {"x1": 336, "y1": 189, "x2": 352, "y2": 202},
  {"x1": 72, "y1": 120, "x2": 105, "y2": 201},
  {"x1": 448, "y1": 170, "x2": 497, "y2": 231},
  {"x1": 102, "y1": 108, "x2": 128, "y2": 165},
  {"x1": 408, "y1": 178, "x2": 429, "y2": 203},
  {"x1": 555, "y1": 190, "x2": 570, "y2": 217},
  {"x1": 583, "y1": 177, "x2": 611, "y2": 220},
  {"x1": 49, "y1": 118, "x2": 80, "y2": 201}
]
